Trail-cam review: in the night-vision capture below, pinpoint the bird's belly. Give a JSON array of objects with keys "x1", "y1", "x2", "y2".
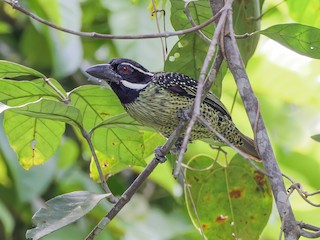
[
  {"x1": 123, "y1": 87, "x2": 243, "y2": 146},
  {"x1": 124, "y1": 89, "x2": 186, "y2": 137}
]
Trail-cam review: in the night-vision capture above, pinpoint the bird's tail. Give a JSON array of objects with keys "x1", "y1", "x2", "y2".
[{"x1": 238, "y1": 133, "x2": 261, "y2": 161}]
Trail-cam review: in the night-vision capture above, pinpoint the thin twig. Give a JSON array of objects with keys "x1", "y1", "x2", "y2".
[
  {"x1": 289, "y1": 183, "x2": 320, "y2": 208},
  {"x1": 184, "y1": 1, "x2": 211, "y2": 44},
  {"x1": 182, "y1": 171, "x2": 206, "y2": 239},
  {"x1": 299, "y1": 222, "x2": 320, "y2": 238},
  {"x1": 86, "y1": 118, "x2": 188, "y2": 240},
  {"x1": 151, "y1": 1, "x2": 167, "y2": 63},
  {"x1": 3, "y1": 0, "x2": 221, "y2": 40},
  {"x1": 82, "y1": 130, "x2": 117, "y2": 203}
]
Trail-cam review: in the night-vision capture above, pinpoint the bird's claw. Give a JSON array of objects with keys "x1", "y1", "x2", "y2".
[
  {"x1": 177, "y1": 109, "x2": 190, "y2": 121},
  {"x1": 154, "y1": 146, "x2": 167, "y2": 163}
]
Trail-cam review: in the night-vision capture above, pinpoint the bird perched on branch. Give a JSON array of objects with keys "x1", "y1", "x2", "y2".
[{"x1": 86, "y1": 58, "x2": 260, "y2": 161}]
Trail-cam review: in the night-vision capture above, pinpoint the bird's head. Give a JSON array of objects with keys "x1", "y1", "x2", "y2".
[{"x1": 85, "y1": 58, "x2": 154, "y2": 104}]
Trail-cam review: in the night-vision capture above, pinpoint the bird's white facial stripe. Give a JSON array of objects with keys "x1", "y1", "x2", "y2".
[
  {"x1": 122, "y1": 63, "x2": 154, "y2": 76},
  {"x1": 121, "y1": 80, "x2": 150, "y2": 90}
]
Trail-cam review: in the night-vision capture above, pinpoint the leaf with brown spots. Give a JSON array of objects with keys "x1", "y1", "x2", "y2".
[{"x1": 185, "y1": 154, "x2": 272, "y2": 239}]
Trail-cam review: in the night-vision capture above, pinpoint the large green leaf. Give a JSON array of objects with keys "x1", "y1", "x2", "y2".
[
  {"x1": 165, "y1": 1, "x2": 224, "y2": 98},
  {"x1": 89, "y1": 150, "x2": 129, "y2": 181},
  {"x1": 91, "y1": 113, "x2": 147, "y2": 167},
  {"x1": 170, "y1": 0, "x2": 213, "y2": 37},
  {"x1": 260, "y1": 23, "x2": 320, "y2": 59},
  {"x1": 0, "y1": 79, "x2": 62, "y2": 104},
  {"x1": 2, "y1": 99, "x2": 82, "y2": 128},
  {"x1": 69, "y1": 86, "x2": 149, "y2": 167},
  {"x1": 3, "y1": 111, "x2": 65, "y2": 170},
  {"x1": 1, "y1": 98, "x2": 84, "y2": 169},
  {"x1": 185, "y1": 154, "x2": 272, "y2": 239},
  {"x1": 166, "y1": 0, "x2": 215, "y2": 81},
  {"x1": 69, "y1": 85, "x2": 124, "y2": 131},
  {"x1": 0, "y1": 60, "x2": 45, "y2": 79},
  {"x1": 91, "y1": 115, "x2": 162, "y2": 176},
  {"x1": 233, "y1": 0, "x2": 261, "y2": 64},
  {"x1": 165, "y1": 0, "x2": 261, "y2": 97}
]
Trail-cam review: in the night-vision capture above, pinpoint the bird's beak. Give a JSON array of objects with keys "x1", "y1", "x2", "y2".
[{"x1": 85, "y1": 64, "x2": 122, "y2": 85}]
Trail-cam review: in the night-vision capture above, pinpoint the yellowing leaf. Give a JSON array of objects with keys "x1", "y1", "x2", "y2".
[{"x1": 4, "y1": 112, "x2": 65, "y2": 170}]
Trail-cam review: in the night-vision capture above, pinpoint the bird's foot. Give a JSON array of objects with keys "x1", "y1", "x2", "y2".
[
  {"x1": 177, "y1": 109, "x2": 191, "y2": 122},
  {"x1": 154, "y1": 146, "x2": 167, "y2": 163}
]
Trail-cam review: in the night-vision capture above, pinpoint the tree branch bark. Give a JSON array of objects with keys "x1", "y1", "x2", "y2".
[{"x1": 210, "y1": 0, "x2": 300, "y2": 239}]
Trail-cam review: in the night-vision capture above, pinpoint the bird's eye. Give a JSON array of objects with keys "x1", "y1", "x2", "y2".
[{"x1": 118, "y1": 64, "x2": 133, "y2": 75}]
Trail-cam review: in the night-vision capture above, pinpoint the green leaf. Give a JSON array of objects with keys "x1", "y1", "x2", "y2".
[
  {"x1": 170, "y1": 0, "x2": 213, "y2": 37},
  {"x1": 69, "y1": 85, "x2": 124, "y2": 131},
  {"x1": 0, "y1": 153, "x2": 10, "y2": 186},
  {"x1": 260, "y1": 23, "x2": 320, "y2": 59},
  {"x1": 3, "y1": 111, "x2": 65, "y2": 170},
  {"x1": 165, "y1": 32, "x2": 225, "y2": 98},
  {"x1": 1, "y1": 98, "x2": 83, "y2": 169},
  {"x1": 166, "y1": 0, "x2": 213, "y2": 79},
  {"x1": 185, "y1": 154, "x2": 272, "y2": 239},
  {"x1": 91, "y1": 113, "x2": 147, "y2": 167},
  {"x1": 90, "y1": 150, "x2": 129, "y2": 181},
  {"x1": 3, "y1": 99, "x2": 82, "y2": 128},
  {"x1": 0, "y1": 60, "x2": 45, "y2": 79},
  {"x1": 90, "y1": 114, "x2": 160, "y2": 173},
  {"x1": 92, "y1": 112, "x2": 153, "y2": 132},
  {"x1": 233, "y1": 0, "x2": 261, "y2": 64},
  {"x1": 141, "y1": 131, "x2": 165, "y2": 159},
  {"x1": 26, "y1": 191, "x2": 110, "y2": 240},
  {"x1": 0, "y1": 79, "x2": 61, "y2": 104},
  {"x1": 165, "y1": 33, "x2": 210, "y2": 80},
  {"x1": 166, "y1": 0, "x2": 225, "y2": 98},
  {"x1": 311, "y1": 134, "x2": 320, "y2": 143}
]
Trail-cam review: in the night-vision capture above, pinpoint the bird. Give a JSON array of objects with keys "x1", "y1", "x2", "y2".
[{"x1": 85, "y1": 58, "x2": 260, "y2": 161}]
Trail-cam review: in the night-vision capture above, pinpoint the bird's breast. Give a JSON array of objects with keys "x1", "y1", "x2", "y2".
[
  {"x1": 122, "y1": 83, "x2": 243, "y2": 146},
  {"x1": 123, "y1": 84, "x2": 192, "y2": 137}
]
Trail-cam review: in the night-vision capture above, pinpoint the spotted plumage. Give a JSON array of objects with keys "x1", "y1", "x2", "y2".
[{"x1": 85, "y1": 58, "x2": 260, "y2": 160}]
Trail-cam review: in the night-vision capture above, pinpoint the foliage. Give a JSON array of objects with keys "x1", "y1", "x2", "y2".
[{"x1": 0, "y1": 0, "x2": 319, "y2": 239}]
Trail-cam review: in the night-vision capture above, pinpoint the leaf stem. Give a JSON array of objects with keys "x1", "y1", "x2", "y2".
[
  {"x1": 44, "y1": 78, "x2": 69, "y2": 104},
  {"x1": 82, "y1": 130, "x2": 118, "y2": 203}
]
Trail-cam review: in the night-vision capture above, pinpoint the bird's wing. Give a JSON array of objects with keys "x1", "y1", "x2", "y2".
[{"x1": 155, "y1": 72, "x2": 231, "y2": 119}]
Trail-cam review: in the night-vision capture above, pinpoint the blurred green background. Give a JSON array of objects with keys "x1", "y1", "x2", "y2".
[{"x1": 0, "y1": 0, "x2": 319, "y2": 239}]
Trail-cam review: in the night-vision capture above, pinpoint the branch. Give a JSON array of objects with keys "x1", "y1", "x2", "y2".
[
  {"x1": 209, "y1": 0, "x2": 300, "y2": 238},
  {"x1": 86, "y1": 118, "x2": 187, "y2": 240},
  {"x1": 173, "y1": 0, "x2": 232, "y2": 177},
  {"x1": 183, "y1": 1, "x2": 211, "y2": 44},
  {"x1": 299, "y1": 222, "x2": 320, "y2": 238},
  {"x1": 3, "y1": 0, "x2": 221, "y2": 40}
]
